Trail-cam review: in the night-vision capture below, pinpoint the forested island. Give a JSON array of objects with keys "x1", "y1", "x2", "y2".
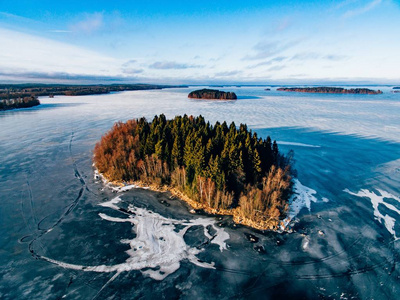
[
  {"x1": 0, "y1": 96, "x2": 40, "y2": 111},
  {"x1": 94, "y1": 114, "x2": 293, "y2": 230},
  {"x1": 277, "y1": 87, "x2": 383, "y2": 94},
  {"x1": 393, "y1": 87, "x2": 400, "y2": 89},
  {"x1": 188, "y1": 89, "x2": 237, "y2": 100}
]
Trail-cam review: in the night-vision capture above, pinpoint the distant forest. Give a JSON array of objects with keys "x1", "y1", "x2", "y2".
[
  {"x1": 0, "y1": 83, "x2": 183, "y2": 99},
  {"x1": 94, "y1": 114, "x2": 294, "y2": 228},
  {"x1": 277, "y1": 87, "x2": 383, "y2": 94}
]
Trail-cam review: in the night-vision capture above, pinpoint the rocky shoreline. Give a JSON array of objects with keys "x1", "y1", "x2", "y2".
[{"x1": 95, "y1": 169, "x2": 286, "y2": 231}]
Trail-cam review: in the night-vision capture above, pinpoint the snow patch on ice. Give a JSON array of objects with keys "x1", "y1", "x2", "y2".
[
  {"x1": 93, "y1": 167, "x2": 148, "y2": 192},
  {"x1": 99, "y1": 196, "x2": 122, "y2": 210},
  {"x1": 111, "y1": 184, "x2": 146, "y2": 193},
  {"x1": 285, "y1": 179, "x2": 318, "y2": 223},
  {"x1": 301, "y1": 235, "x2": 310, "y2": 250},
  {"x1": 281, "y1": 179, "x2": 323, "y2": 229},
  {"x1": 345, "y1": 188, "x2": 400, "y2": 239},
  {"x1": 40, "y1": 196, "x2": 229, "y2": 280},
  {"x1": 98, "y1": 213, "x2": 132, "y2": 223}
]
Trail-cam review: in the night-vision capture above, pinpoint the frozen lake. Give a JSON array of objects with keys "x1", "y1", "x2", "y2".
[{"x1": 0, "y1": 86, "x2": 399, "y2": 299}]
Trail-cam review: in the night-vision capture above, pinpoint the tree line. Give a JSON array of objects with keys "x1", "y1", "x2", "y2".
[{"x1": 94, "y1": 114, "x2": 294, "y2": 226}]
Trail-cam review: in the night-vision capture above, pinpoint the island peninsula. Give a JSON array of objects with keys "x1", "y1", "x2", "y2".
[
  {"x1": 0, "y1": 95, "x2": 40, "y2": 111},
  {"x1": 94, "y1": 114, "x2": 293, "y2": 230}
]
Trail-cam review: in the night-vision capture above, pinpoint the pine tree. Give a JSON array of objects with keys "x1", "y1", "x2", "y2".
[
  {"x1": 253, "y1": 149, "x2": 262, "y2": 181},
  {"x1": 172, "y1": 133, "x2": 183, "y2": 167}
]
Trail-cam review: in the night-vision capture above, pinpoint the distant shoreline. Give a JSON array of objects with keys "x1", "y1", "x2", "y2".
[
  {"x1": 0, "y1": 84, "x2": 187, "y2": 111},
  {"x1": 0, "y1": 83, "x2": 187, "y2": 98}
]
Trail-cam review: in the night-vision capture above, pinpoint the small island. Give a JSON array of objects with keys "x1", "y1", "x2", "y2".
[
  {"x1": 94, "y1": 114, "x2": 293, "y2": 230},
  {"x1": 188, "y1": 89, "x2": 237, "y2": 100},
  {"x1": 277, "y1": 87, "x2": 383, "y2": 94},
  {"x1": 393, "y1": 87, "x2": 400, "y2": 89},
  {"x1": 0, "y1": 96, "x2": 40, "y2": 111}
]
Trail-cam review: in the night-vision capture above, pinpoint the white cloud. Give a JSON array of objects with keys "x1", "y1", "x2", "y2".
[
  {"x1": 214, "y1": 70, "x2": 242, "y2": 77},
  {"x1": 48, "y1": 30, "x2": 72, "y2": 33},
  {"x1": 122, "y1": 59, "x2": 137, "y2": 67},
  {"x1": 249, "y1": 56, "x2": 288, "y2": 68},
  {"x1": 149, "y1": 61, "x2": 203, "y2": 69},
  {"x1": 69, "y1": 12, "x2": 104, "y2": 34},
  {"x1": 267, "y1": 65, "x2": 286, "y2": 72},
  {"x1": 122, "y1": 68, "x2": 144, "y2": 75},
  {"x1": 335, "y1": 0, "x2": 360, "y2": 10},
  {"x1": 243, "y1": 40, "x2": 300, "y2": 60},
  {"x1": 275, "y1": 17, "x2": 292, "y2": 32},
  {"x1": 343, "y1": 0, "x2": 383, "y2": 18},
  {"x1": 290, "y1": 53, "x2": 348, "y2": 61},
  {"x1": 0, "y1": 28, "x2": 121, "y2": 78},
  {"x1": 0, "y1": 11, "x2": 38, "y2": 24}
]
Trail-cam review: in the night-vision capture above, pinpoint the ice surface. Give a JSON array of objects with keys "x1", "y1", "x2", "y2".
[
  {"x1": 345, "y1": 188, "x2": 400, "y2": 239},
  {"x1": 37, "y1": 87, "x2": 400, "y2": 143},
  {"x1": 2, "y1": 87, "x2": 400, "y2": 299},
  {"x1": 40, "y1": 196, "x2": 229, "y2": 280},
  {"x1": 277, "y1": 141, "x2": 321, "y2": 148}
]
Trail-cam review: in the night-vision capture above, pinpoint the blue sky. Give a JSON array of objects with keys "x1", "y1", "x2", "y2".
[{"x1": 0, "y1": 0, "x2": 399, "y2": 84}]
